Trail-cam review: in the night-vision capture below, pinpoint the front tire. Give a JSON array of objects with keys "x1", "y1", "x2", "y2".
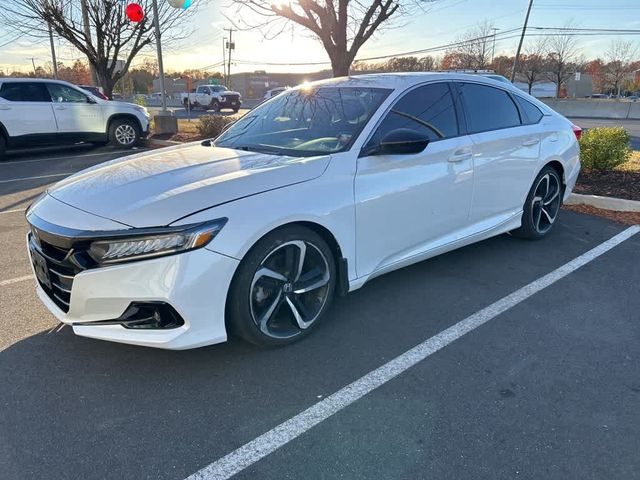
[
  {"x1": 227, "y1": 226, "x2": 336, "y2": 347},
  {"x1": 109, "y1": 118, "x2": 140, "y2": 148},
  {"x1": 209, "y1": 100, "x2": 220, "y2": 112},
  {"x1": 512, "y1": 165, "x2": 563, "y2": 239}
]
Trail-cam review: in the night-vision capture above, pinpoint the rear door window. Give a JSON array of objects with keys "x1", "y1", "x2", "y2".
[
  {"x1": 456, "y1": 82, "x2": 521, "y2": 133},
  {"x1": 0, "y1": 82, "x2": 51, "y2": 102}
]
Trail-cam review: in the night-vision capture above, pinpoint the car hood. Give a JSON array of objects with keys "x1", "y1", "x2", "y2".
[{"x1": 47, "y1": 143, "x2": 330, "y2": 227}]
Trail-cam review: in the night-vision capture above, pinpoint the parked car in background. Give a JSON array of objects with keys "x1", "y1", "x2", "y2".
[
  {"x1": 25, "y1": 73, "x2": 580, "y2": 350},
  {"x1": 181, "y1": 85, "x2": 242, "y2": 112},
  {"x1": 263, "y1": 87, "x2": 289, "y2": 100},
  {"x1": 0, "y1": 78, "x2": 150, "y2": 157},
  {"x1": 79, "y1": 85, "x2": 109, "y2": 100}
]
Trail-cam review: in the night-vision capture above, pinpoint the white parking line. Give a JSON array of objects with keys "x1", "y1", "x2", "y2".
[
  {"x1": 186, "y1": 225, "x2": 640, "y2": 480},
  {"x1": 0, "y1": 275, "x2": 33, "y2": 287},
  {"x1": 0, "y1": 173, "x2": 73, "y2": 184},
  {"x1": 0, "y1": 148, "x2": 149, "y2": 165},
  {"x1": 0, "y1": 208, "x2": 25, "y2": 215}
]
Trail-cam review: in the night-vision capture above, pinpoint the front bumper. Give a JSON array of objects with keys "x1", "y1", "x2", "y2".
[
  {"x1": 30, "y1": 246, "x2": 239, "y2": 350},
  {"x1": 220, "y1": 98, "x2": 241, "y2": 109}
]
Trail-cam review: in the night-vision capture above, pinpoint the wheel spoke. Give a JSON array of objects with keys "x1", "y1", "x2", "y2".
[
  {"x1": 253, "y1": 267, "x2": 287, "y2": 284},
  {"x1": 285, "y1": 295, "x2": 311, "y2": 329},
  {"x1": 258, "y1": 291, "x2": 282, "y2": 334},
  {"x1": 543, "y1": 187, "x2": 559, "y2": 205},
  {"x1": 539, "y1": 174, "x2": 550, "y2": 198},
  {"x1": 541, "y1": 206, "x2": 555, "y2": 224},
  {"x1": 534, "y1": 204, "x2": 543, "y2": 231},
  {"x1": 282, "y1": 241, "x2": 307, "y2": 281},
  {"x1": 294, "y1": 268, "x2": 330, "y2": 294}
]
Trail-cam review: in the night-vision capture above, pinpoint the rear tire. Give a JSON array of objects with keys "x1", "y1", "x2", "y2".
[
  {"x1": 512, "y1": 165, "x2": 563, "y2": 240},
  {"x1": 227, "y1": 226, "x2": 336, "y2": 347},
  {"x1": 109, "y1": 118, "x2": 140, "y2": 148}
]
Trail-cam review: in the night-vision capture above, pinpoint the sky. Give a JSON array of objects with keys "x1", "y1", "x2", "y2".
[{"x1": 1, "y1": 0, "x2": 639, "y2": 75}]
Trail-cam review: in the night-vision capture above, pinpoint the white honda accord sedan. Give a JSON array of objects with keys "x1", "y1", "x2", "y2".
[{"x1": 26, "y1": 73, "x2": 580, "y2": 349}]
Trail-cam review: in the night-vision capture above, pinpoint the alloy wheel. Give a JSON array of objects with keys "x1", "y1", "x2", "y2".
[
  {"x1": 249, "y1": 240, "x2": 331, "y2": 339},
  {"x1": 531, "y1": 172, "x2": 561, "y2": 234},
  {"x1": 114, "y1": 124, "x2": 136, "y2": 146}
]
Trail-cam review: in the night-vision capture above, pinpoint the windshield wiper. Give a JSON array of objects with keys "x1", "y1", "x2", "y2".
[{"x1": 228, "y1": 145, "x2": 285, "y2": 155}]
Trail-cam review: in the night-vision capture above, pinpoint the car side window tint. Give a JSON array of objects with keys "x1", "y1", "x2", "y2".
[
  {"x1": 46, "y1": 83, "x2": 89, "y2": 103},
  {"x1": 367, "y1": 83, "x2": 459, "y2": 148},
  {"x1": 457, "y1": 82, "x2": 521, "y2": 133},
  {"x1": 0, "y1": 82, "x2": 51, "y2": 102},
  {"x1": 514, "y1": 95, "x2": 544, "y2": 124}
]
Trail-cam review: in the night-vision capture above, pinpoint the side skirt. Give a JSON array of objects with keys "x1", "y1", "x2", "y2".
[{"x1": 348, "y1": 211, "x2": 523, "y2": 292}]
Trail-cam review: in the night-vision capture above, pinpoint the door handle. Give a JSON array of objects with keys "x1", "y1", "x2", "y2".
[
  {"x1": 522, "y1": 138, "x2": 540, "y2": 146},
  {"x1": 448, "y1": 149, "x2": 472, "y2": 162},
  {"x1": 54, "y1": 106, "x2": 67, "y2": 110},
  {"x1": 0, "y1": 105, "x2": 11, "y2": 110}
]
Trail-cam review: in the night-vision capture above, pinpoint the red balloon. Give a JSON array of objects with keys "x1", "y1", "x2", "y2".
[{"x1": 125, "y1": 3, "x2": 144, "y2": 22}]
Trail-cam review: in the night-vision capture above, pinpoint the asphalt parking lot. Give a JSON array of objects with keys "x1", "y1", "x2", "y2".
[{"x1": 1, "y1": 144, "x2": 640, "y2": 480}]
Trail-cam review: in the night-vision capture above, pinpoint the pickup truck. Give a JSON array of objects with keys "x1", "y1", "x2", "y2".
[{"x1": 181, "y1": 85, "x2": 242, "y2": 112}]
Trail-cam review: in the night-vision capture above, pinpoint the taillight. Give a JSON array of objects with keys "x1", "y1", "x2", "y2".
[{"x1": 572, "y1": 124, "x2": 582, "y2": 141}]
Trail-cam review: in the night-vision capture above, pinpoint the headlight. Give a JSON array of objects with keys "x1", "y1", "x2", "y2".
[
  {"x1": 134, "y1": 105, "x2": 149, "y2": 116},
  {"x1": 87, "y1": 219, "x2": 227, "y2": 265}
]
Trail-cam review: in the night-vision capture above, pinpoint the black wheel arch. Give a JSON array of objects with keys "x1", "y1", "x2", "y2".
[{"x1": 106, "y1": 114, "x2": 143, "y2": 136}]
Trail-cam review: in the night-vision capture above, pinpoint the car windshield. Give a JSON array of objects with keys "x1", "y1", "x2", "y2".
[{"x1": 215, "y1": 86, "x2": 391, "y2": 157}]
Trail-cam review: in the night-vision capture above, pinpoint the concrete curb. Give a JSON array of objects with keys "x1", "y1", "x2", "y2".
[
  {"x1": 566, "y1": 193, "x2": 640, "y2": 212},
  {"x1": 148, "y1": 138, "x2": 182, "y2": 147}
]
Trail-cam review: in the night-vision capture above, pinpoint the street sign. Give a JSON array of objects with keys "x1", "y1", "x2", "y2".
[{"x1": 208, "y1": 78, "x2": 220, "y2": 85}]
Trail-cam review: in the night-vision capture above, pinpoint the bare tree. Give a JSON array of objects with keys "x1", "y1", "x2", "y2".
[
  {"x1": 229, "y1": 0, "x2": 438, "y2": 77},
  {"x1": 518, "y1": 38, "x2": 548, "y2": 94},
  {"x1": 545, "y1": 27, "x2": 580, "y2": 98},
  {"x1": 602, "y1": 40, "x2": 638, "y2": 96},
  {"x1": 447, "y1": 20, "x2": 495, "y2": 70},
  {"x1": 0, "y1": 0, "x2": 196, "y2": 97}
]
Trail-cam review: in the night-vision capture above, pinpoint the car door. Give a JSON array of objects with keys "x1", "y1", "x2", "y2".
[
  {"x1": 196, "y1": 86, "x2": 211, "y2": 105},
  {"x1": 355, "y1": 82, "x2": 474, "y2": 277},
  {"x1": 455, "y1": 82, "x2": 541, "y2": 224},
  {"x1": 45, "y1": 82, "x2": 105, "y2": 137},
  {"x1": 0, "y1": 81, "x2": 57, "y2": 141}
]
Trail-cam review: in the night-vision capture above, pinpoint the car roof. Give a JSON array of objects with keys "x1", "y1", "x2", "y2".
[
  {"x1": 304, "y1": 72, "x2": 517, "y2": 91},
  {"x1": 0, "y1": 77, "x2": 74, "y2": 85}
]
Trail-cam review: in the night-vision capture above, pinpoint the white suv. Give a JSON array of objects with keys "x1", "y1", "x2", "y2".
[{"x1": 0, "y1": 78, "x2": 150, "y2": 157}]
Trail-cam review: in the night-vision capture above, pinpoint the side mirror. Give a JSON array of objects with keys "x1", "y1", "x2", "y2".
[{"x1": 363, "y1": 128, "x2": 429, "y2": 156}]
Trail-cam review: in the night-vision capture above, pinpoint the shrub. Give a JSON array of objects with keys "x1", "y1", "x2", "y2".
[
  {"x1": 132, "y1": 94, "x2": 147, "y2": 107},
  {"x1": 196, "y1": 115, "x2": 234, "y2": 139},
  {"x1": 579, "y1": 126, "x2": 631, "y2": 171}
]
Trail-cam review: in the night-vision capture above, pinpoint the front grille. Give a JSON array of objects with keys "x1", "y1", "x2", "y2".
[
  {"x1": 222, "y1": 94, "x2": 240, "y2": 103},
  {"x1": 28, "y1": 232, "x2": 84, "y2": 313}
]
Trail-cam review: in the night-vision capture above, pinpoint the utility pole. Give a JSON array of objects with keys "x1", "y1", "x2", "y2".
[
  {"x1": 491, "y1": 27, "x2": 500, "y2": 64},
  {"x1": 151, "y1": 0, "x2": 167, "y2": 112},
  {"x1": 80, "y1": 0, "x2": 98, "y2": 85},
  {"x1": 511, "y1": 0, "x2": 534, "y2": 82},
  {"x1": 225, "y1": 28, "x2": 236, "y2": 89},
  {"x1": 222, "y1": 37, "x2": 227, "y2": 84},
  {"x1": 48, "y1": 24, "x2": 58, "y2": 79},
  {"x1": 30, "y1": 58, "x2": 36, "y2": 75}
]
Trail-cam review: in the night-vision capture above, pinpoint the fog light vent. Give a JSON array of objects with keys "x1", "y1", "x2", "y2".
[{"x1": 120, "y1": 302, "x2": 185, "y2": 329}]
